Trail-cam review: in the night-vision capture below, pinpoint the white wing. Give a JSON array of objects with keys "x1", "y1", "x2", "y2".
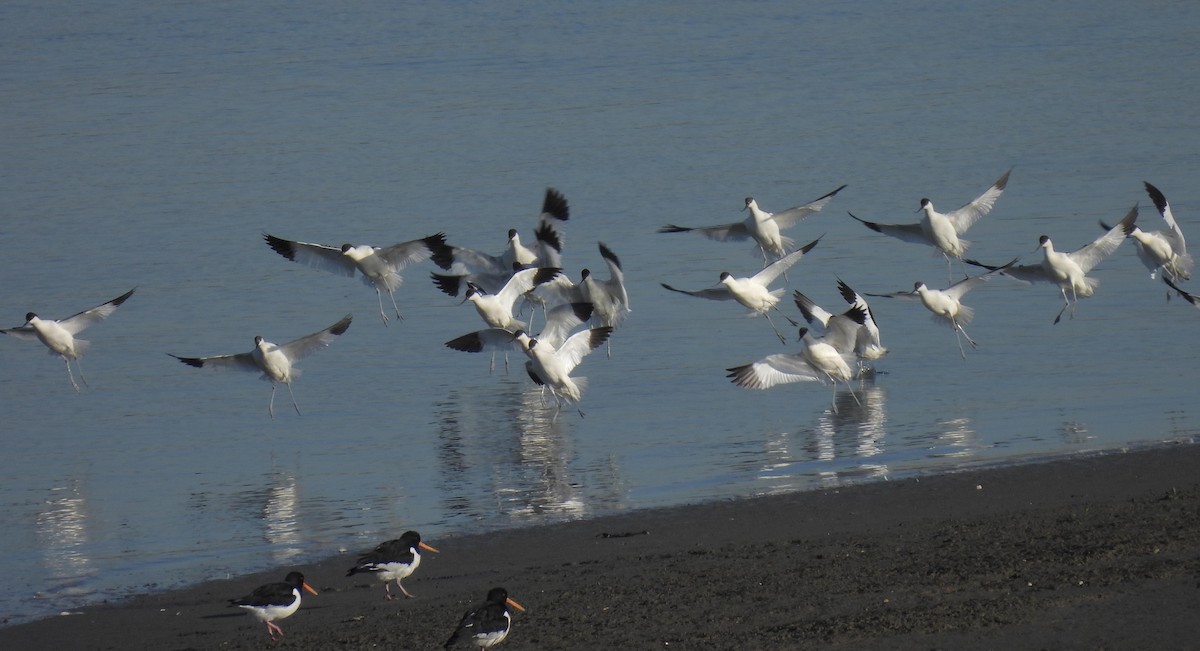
[
  {"x1": 1070, "y1": 206, "x2": 1136, "y2": 273},
  {"x1": 264, "y1": 234, "x2": 357, "y2": 278},
  {"x1": 768, "y1": 184, "x2": 848, "y2": 229},
  {"x1": 727, "y1": 354, "x2": 824, "y2": 389},
  {"x1": 276, "y1": 314, "x2": 352, "y2": 360},
  {"x1": 946, "y1": 169, "x2": 1011, "y2": 234},
  {"x1": 660, "y1": 283, "x2": 733, "y2": 301},
  {"x1": 56, "y1": 288, "x2": 136, "y2": 335},
  {"x1": 552, "y1": 327, "x2": 611, "y2": 374},
  {"x1": 749, "y1": 236, "x2": 821, "y2": 286}
]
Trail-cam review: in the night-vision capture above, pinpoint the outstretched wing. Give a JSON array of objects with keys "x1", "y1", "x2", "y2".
[
  {"x1": 768, "y1": 184, "x2": 848, "y2": 229},
  {"x1": 727, "y1": 353, "x2": 823, "y2": 389},
  {"x1": 660, "y1": 283, "x2": 732, "y2": 301},
  {"x1": 277, "y1": 314, "x2": 353, "y2": 361},
  {"x1": 58, "y1": 288, "x2": 136, "y2": 335},
  {"x1": 264, "y1": 234, "x2": 357, "y2": 278},
  {"x1": 848, "y1": 213, "x2": 929, "y2": 245},
  {"x1": 750, "y1": 236, "x2": 821, "y2": 286},
  {"x1": 1070, "y1": 205, "x2": 1137, "y2": 273},
  {"x1": 169, "y1": 351, "x2": 260, "y2": 373},
  {"x1": 376, "y1": 233, "x2": 450, "y2": 270},
  {"x1": 945, "y1": 169, "x2": 1011, "y2": 234},
  {"x1": 657, "y1": 221, "x2": 751, "y2": 242}
]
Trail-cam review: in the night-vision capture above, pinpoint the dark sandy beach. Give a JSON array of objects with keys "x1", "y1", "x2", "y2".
[{"x1": 3, "y1": 442, "x2": 1198, "y2": 650}]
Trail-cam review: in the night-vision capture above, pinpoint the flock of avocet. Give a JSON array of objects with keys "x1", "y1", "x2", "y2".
[{"x1": 2, "y1": 177, "x2": 1195, "y2": 419}]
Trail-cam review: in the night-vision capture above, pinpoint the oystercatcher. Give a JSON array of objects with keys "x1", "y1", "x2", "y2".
[
  {"x1": 443, "y1": 587, "x2": 525, "y2": 649},
  {"x1": 228, "y1": 571, "x2": 317, "y2": 640},
  {"x1": 346, "y1": 530, "x2": 439, "y2": 599}
]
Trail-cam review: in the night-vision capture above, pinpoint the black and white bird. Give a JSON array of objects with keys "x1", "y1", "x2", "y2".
[
  {"x1": 1103, "y1": 182, "x2": 1192, "y2": 287},
  {"x1": 443, "y1": 587, "x2": 525, "y2": 649},
  {"x1": 462, "y1": 267, "x2": 563, "y2": 332},
  {"x1": 793, "y1": 279, "x2": 887, "y2": 370},
  {"x1": 1, "y1": 288, "x2": 135, "y2": 391},
  {"x1": 660, "y1": 238, "x2": 819, "y2": 344},
  {"x1": 515, "y1": 326, "x2": 612, "y2": 416},
  {"x1": 865, "y1": 261, "x2": 1013, "y2": 359},
  {"x1": 169, "y1": 314, "x2": 352, "y2": 418},
  {"x1": 849, "y1": 169, "x2": 1010, "y2": 277},
  {"x1": 346, "y1": 530, "x2": 439, "y2": 600},
  {"x1": 263, "y1": 232, "x2": 451, "y2": 325},
  {"x1": 445, "y1": 301, "x2": 594, "y2": 371},
  {"x1": 228, "y1": 571, "x2": 317, "y2": 641},
  {"x1": 659, "y1": 184, "x2": 845, "y2": 262},
  {"x1": 966, "y1": 206, "x2": 1136, "y2": 323},
  {"x1": 727, "y1": 326, "x2": 862, "y2": 412},
  {"x1": 444, "y1": 188, "x2": 569, "y2": 275}
]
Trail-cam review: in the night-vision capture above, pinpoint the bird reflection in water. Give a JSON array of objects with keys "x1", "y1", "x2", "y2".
[
  {"x1": 35, "y1": 479, "x2": 97, "y2": 603},
  {"x1": 810, "y1": 383, "x2": 890, "y2": 487},
  {"x1": 261, "y1": 472, "x2": 303, "y2": 563}
]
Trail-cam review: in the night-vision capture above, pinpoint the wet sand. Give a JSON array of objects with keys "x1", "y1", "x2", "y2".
[{"x1": 3, "y1": 442, "x2": 1198, "y2": 650}]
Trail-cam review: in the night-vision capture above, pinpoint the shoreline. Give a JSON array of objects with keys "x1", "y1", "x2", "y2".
[{"x1": 3, "y1": 441, "x2": 1198, "y2": 649}]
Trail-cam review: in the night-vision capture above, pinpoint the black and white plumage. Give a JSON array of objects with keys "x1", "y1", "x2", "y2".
[
  {"x1": 660, "y1": 238, "x2": 819, "y2": 344},
  {"x1": 1102, "y1": 182, "x2": 1192, "y2": 286},
  {"x1": 463, "y1": 267, "x2": 563, "y2": 332},
  {"x1": 793, "y1": 279, "x2": 887, "y2": 369},
  {"x1": 658, "y1": 184, "x2": 845, "y2": 262},
  {"x1": 865, "y1": 261, "x2": 1013, "y2": 359},
  {"x1": 515, "y1": 326, "x2": 612, "y2": 415},
  {"x1": 446, "y1": 302, "x2": 593, "y2": 357},
  {"x1": 169, "y1": 314, "x2": 352, "y2": 418},
  {"x1": 346, "y1": 530, "x2": 439, "y2": 600},
  {"x1": 228, "y1": 571, "x2": 317, "y2": 641},
  {"x1": 966, "y1": 206, "x2": 1136, "y2": 324},
  {"x1": 727, "y1": 325, "x2": 862, "y2": 412},
  {"x1": 1, "y1": 288, "x2": 135, "y2": 391},
  {"x1": 443, "y1": 587, "x2": 525, "y2": 649},
  {"x1": 445, "y1": 188, "x2": 569, "y2": 276},
  {"x1": 848, "y1": 169, "x2": 1010, "y2": 272},
  {"x1": 263, "y1": 232, "x2": 452, "y2": 325}
]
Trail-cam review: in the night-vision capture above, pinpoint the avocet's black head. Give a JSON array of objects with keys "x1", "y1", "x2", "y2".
[
  {"x1": 797, "y1": 327, "x2": 809, "y2": 340},
  {"x1": 1038, "y1": 235, "x2": 1051, "y2": 245},
  {"x1": 719, "y1": 271, "x2": 732, "y2": 281},
  {"x1": 527, "y1": 338, "x2": 540, "y2": 349},
  {"x1": 340, "y1": 243, "x2": 354, "y2": 253},
  {"x1": 464, "y1": 282, "x2": 485, "y2": 299},
  {"x1": 743, "y1": 197, "x2": 754, "y2": 210},
  {"x1": 24, "y1": 312, "x2": 37, "y2": 322},
  {"x1": 913, "y1": 281, "x2": 924, "y2": 291},
  {"x1": 254, "y1": 335, "x2": 265, "y2": 345},
  {"x1": 507, "y1": 228, "x2": 518, "y2": 239},
  {"x1": 919, "y1": 197, "x2": 932, "y2": 210},
  {"x1": 580, "y1": 268, "x2": 592, "y2": 281}
]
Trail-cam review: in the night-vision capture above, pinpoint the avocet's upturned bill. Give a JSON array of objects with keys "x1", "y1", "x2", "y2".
[
  {"x1": 660, "y1": 238, "x2": 820, "y2": 344},
  {"x1": 966, "y1": 206, "x2": 1137, "y2": 324},
  {"x1": 263, "y1": 232, "x2": 452, "y2": 326},
  {"x1": 865, "y1": 260, "x2": 1014, "y2": 359},
  {"x1": 1, "y1": 288, "x2": 136, "y2": 391},
  {"x1": 726, "y1": 326, "x2": 861, "y2": 412},
  {"x1": 848, "y1": 169, "x2": 1011, "y2": 268},
  {"x1": 658, "y1": 184, "x2": 846, "y2": 261},
  {"x1": 169, "y1": 314, "x2": 352, "y2": 418}
]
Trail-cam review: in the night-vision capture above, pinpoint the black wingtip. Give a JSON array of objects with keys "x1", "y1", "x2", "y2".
[
  {"x1": 1143, "y1": 182, "x2": 1169, "y2": 215},
  {"x1": 847, "y1": 212, "x2": 882, "y2": 232},
  {"x1": 597, "y1": 242, "x2": 622, "y2": 270},
  {"x1": 657, "y1": 224, "x2": 692, "y2": 234},
  {"x1": 445, "y1": 332, "x2": 484, "y2": 353},
  {"x1": 533, "y1": 266, "x2": 562, "y2": 286},
  {"x1": 110, "y1": 287, "x2": 137, "y2": 308},
  {"x1": 798, "y1": 235, "x2": 822, "y2": 254},
  {"x1": 589, "y1": 326, "x2": 613, "y2": 349},
  {"x1": 570, "y1": 301, "x2": 595, "y2": 323},
  {"x1": 329, "y1": 314, "x2": 353, "y2": 336},
  {"x1": 169, "y1": 354, "x2": 205, "y2": 368},
  {"x1": 431, "y1": 273, "x2": 464, "y2": 297},
  {"x1": 818, "y1": 183, "x2": 849, "y2": 201},
  {"x1": 542, "y1": 187, "x2": 570, "y2": 221},
  {"x1": 835, "y1": 278, "x2": 857, "y2": 305},
  {"x1": 994, "y1": 168, "x2": 1012, "y2": 191},
  {"x1": 263, "y1": 233, "x2": 297, "y2": 260},
  {"x1": 535, "y1": 221, "x2": 563, "y2": 253},
  {"x1": 425, "y1": 233, "x2": 455, "y2": 270}
]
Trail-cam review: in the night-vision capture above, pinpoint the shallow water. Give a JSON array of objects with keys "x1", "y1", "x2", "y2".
[{"x1": 2, "y1": 0, "x2": 1198, "y2": 625}]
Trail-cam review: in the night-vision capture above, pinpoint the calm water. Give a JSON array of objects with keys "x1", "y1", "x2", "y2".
[{"x1": 2, "y1": 0, "x2": 1198, "y2": 626}]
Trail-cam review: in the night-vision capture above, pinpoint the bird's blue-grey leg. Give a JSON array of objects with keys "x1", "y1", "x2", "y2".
[
  {"x1": 387, "y1": 289, "x2": 404, "y2": 322},
  {"x1": 374, "y1": 287, "x2": 390, "y2": 326},
  {"x1": 285, "y1": 382, "x2": 301, "y2": 417},
  {"x1": 268, "y1": 385, "x2": 277, "y2": 419},
  {"x1": 64, "y1": 358, "x2": 81, "y2": 392},
  {"x1": 764, "y1": 312, "x2": 789, "y2": 345}
]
